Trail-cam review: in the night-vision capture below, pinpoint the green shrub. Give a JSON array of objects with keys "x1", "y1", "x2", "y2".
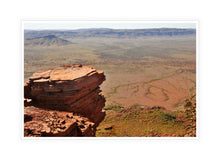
[
  {"x1": 104, "y1": 105, "x2": 124, "y2": 111},
  {"x1": 130, "y1": 103, "x2": 144, "y2": 110},
  {"x1": 159, "y1": 112, "x2": 176, "y2": 122}
]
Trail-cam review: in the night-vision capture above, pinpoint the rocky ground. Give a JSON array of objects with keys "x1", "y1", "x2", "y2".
[{"x1": 96, "y1": 97, "x2": 196, "y2": 137}]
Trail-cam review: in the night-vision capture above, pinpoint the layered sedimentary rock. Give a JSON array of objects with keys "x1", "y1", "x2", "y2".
[{"x1": 24, "y1": 64, "x2": 106, "y2": 137}]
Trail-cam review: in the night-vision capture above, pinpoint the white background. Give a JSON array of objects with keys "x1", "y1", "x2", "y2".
[{"x1": 0, "y1": 0, "x2": 219, "y2": 159}]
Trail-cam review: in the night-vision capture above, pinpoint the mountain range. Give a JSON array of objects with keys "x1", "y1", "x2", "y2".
[
  {"x1": 24, "y1": 28, "x2": 196, "y2": 39},
  {"x1": 24, "y1": 35, "x2": 72, "y2": 46}
]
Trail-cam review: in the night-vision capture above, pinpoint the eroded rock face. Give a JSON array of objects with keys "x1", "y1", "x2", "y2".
[{"x1": 24, "y1": 64, "x2": 106, "y2": 137}]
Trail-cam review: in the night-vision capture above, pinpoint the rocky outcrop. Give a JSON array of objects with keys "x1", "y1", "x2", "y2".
[{"x1": 24, "y1": 64, "x2": 106, "y2": 137}]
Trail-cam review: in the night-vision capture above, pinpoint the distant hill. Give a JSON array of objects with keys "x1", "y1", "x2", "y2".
[
  {"x1": 24, "y1": 28, "x2": 196, "y2": 39},
  {"x1": 24, "y1": 35, "x2": 72, "y2": 46}
]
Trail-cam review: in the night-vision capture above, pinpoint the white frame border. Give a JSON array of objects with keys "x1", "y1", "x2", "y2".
[{"x1": 21, "y1": 20, "x2": 199, "y2": 140}]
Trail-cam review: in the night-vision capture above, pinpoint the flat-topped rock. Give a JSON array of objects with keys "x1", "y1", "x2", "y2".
[
  {"x1": 29, "y1": 64, "x2": 96, "y2": 81},
  {"x1": 26, "y1": 64, "x2": 105, "y2": 99}
]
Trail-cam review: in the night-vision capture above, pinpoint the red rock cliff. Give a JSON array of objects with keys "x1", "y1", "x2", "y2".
[{"x1": 24, "y1": 64, "x2": 106, "y2": 137}]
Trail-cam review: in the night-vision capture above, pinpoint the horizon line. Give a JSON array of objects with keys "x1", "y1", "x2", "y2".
[{"x1": 24, "y1": 27, "x2": 196, "y2": 31}]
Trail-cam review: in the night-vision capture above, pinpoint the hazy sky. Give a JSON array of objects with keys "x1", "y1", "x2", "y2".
[{"x1": 24, "y1": 21, "x2": 197, "y2": 30}]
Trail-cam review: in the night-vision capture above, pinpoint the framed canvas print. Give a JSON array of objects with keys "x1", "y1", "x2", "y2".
[{"x1": 23, "y1": 21, "x2": 197, "y2": 138}]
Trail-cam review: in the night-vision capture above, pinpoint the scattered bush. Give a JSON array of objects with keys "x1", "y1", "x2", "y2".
[
  {"x1": 184, "y1": 96, "x2": 196, "y2": 137},
  {"x1": 130, "y1": 103, "x2": 144, "y2": 110},
  {"x1": 160, "y1": 112, "x2": 176, "y2": 122},
  {"x1": 104, "y1": 105, "x2": 124, "y2": 111}
]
